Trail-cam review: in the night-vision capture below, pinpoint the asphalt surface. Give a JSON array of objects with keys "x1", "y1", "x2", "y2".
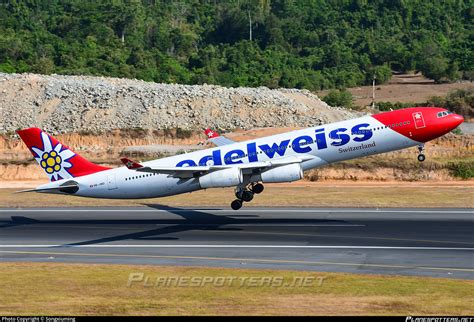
[{"x1": 0, "y1": 207, "x2": 473, "y2": 279}]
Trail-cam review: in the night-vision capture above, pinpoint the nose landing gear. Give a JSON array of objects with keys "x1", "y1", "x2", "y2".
[
  {"x1": 231, "y1": 183, "x2": 264, "y2": 210},
  {"x1": 417, "y1": 144, "x2": 425, "y2": 162}
]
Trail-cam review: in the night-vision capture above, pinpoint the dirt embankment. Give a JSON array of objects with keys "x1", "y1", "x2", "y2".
[
  {"x1": 318, "y1": 73, "x2": 474, "y2": 107},
  {"x1": 0, "y1": 72, "x2": 356, "y2": 134}
]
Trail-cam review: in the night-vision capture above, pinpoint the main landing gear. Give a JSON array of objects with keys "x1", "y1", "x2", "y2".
[
  {"x1": 231, "y1": 183, "x2": 264, "y2": 210},
  {"x1": 417, "y1": 144, "x2": 426, "y2": 162}
]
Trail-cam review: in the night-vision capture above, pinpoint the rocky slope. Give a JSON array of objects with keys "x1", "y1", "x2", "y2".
[{"x1": 0, "y1": 73, "x2": 356, "y2": 134}]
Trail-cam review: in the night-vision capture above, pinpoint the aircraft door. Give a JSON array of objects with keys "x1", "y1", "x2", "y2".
[{"x1": 107, "y1": 174, "x2": 118, "y2": 190}]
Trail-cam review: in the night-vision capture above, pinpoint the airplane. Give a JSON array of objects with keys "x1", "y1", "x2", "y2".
[{"x1": 16, "y1": 107, "x2": 463, "y2": 210}]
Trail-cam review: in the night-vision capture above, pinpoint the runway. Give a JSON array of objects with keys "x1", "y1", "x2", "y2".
[{"x1": 0, "y1": 206, "x2": 473, "y2": 279}]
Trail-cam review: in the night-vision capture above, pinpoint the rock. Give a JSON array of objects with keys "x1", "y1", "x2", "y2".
[{"x1": 0, "y1": 72, "x2": 359, "y2": 134}]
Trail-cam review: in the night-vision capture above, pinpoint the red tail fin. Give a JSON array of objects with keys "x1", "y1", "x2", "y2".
[{"x1": 17, "y1": 128, "x2": 110, "y2": 182}]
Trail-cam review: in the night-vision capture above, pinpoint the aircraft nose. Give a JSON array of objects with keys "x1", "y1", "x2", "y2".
[
  {"x1": 453, "y1": 114, "x2": 464, "y2": 126},
  {"x1": 451, "y1": 114, "x2": 464, "y2": 128}
]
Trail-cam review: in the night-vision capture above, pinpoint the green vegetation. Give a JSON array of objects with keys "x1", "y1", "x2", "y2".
[
  {"x1": 448, "y1": 161, "x2": 474, "y2": 179},
  {"x1": 373, "y1": 89, "x2": 474, "y2": 118},
  {"x1": 323, "y1": 89, "x2": 353, "y2": 108},
  {"x1": 175, "y1": 127, "x2": 194, "y2": 139},
  {"x1": 427, "y1": 89, "x2": 474, "y2": 119},
  {"x1": 451, "y1": 128, "x2": 463, "y2": 135},
  {"x1": 375, "y1": 101, "x2": 416, "y2": 111},
  {"x1": 0, "y1": 1, "x2": 472, "y2": 90}
]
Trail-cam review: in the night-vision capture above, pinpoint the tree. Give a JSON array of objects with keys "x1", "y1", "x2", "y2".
[
  {"x1": 0, "y1": 1, "x2": 470, "y2": 90},
  {"x1": 418, "y1": 56, "x2": 449, "y2": 83},
  {"x1": 322, "y1": 89, "x2": 353, "y2": 108},
  {"x1": 371, "y1": 65, "x2": 392, "y2": 84}
]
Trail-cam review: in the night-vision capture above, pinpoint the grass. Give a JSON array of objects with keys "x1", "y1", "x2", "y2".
[
  {"x1": 448, "y1": 161, "x2": 474, "y2": 179},
  {"x1": 1, "y1": 183, "x2": 472, "y2": 208},
  {"x1": 0, "y1": 262, "x2": 472, "y2": 315}
]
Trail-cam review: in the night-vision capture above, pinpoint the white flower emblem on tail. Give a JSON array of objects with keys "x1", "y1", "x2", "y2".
[{"x1": 31, "y1": 132, "x2": 75, "y2": 181}]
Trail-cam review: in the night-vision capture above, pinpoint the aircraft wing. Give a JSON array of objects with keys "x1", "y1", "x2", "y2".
[
  {"x1": 204, "y1": 128, "x2": 235, "y2": 146},
  {"x1": 121, "y1": 157, "x2": 216, "y2": 178},
  {"x1": 121, "y1": 155, "x2": 314, "y2": 179}
]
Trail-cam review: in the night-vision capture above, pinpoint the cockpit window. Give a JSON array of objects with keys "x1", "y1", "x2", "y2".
[{"x1": 437, "y1": 111, "x2": 452, "y2": 118}]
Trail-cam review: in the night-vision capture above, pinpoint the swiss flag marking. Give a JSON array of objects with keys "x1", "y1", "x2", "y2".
[
  {"x1": 204, "y1": 128, "x2": 219, "y2": 138},
  {"x1": 412, "y1": 112, "x2": 426, "y2": 129}
]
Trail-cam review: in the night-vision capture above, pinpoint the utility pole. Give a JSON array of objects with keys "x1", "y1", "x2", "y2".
[
  {"x1": 248, "y1": 11, "x2": 252, "y2": 41},
  {"x1": 371, "y1": 73, "x2": 376, "y2": 109}
]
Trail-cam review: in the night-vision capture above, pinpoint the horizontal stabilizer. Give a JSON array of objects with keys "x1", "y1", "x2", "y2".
[{"x1": 16, "y1": 183, "x2": 79, "y2": 194}]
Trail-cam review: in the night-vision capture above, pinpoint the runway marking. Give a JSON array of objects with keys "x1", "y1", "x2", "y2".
[
  {"x1": 155, "y1": 224, "x2": 366, "y2": 227},
  {"x1": 0, "y1": 209, "x2": 472, "y2": 214},
  {"x1": 3, "y1": 224, "x2": 365, "y2": 230},
  {"x1": 1, "y1": 250, "x2": 473, "y2": 273},
  {"x1": 0, "y1": 245, "x2": 472, "y2": 250},
  {"x1": 214, "y1": 230, "x2": 474, "y2": 246}
]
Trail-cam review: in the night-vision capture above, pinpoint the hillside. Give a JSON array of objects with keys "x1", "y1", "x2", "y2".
[
  {"x1": 0, "y1": 1, "x2": 472, "y2": 90},
  {"x1": 0, "y1": 72, "x2": 355, "y2": 135},
  {"x1": 1, "y1": 72, "x2": 471, "y2": 184}
]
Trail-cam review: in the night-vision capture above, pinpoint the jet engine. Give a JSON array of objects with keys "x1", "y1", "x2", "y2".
[
  {"x1": 199, "y1": 167, "x2": 243, "y2": 188},
  {"x1": 258, "y1": 163, "x2": 303, "y2": 183}
]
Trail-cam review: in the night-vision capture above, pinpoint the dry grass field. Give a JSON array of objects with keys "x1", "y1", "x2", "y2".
[
  {"x1": 0, "y1": 181, "x2": 472, "y2": 208},
  {"x1": 0, "y1": 262, "x2": 472, "y2": 315}
]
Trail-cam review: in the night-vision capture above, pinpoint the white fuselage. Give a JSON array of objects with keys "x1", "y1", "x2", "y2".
[{"x1": 39, "y1": 115, "x2": 418, "y2": 199}]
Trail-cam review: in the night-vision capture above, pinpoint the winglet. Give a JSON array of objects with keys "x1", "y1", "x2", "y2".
[
  {"x1": 120, "y1": 158, "x2": 143, "y2": 169},
  {"x1": 204, "y1": 128, "x2": 219, "y2": 139},
  {"x1": 203, "y1": 128, "x2": 236, "y2": 147}
]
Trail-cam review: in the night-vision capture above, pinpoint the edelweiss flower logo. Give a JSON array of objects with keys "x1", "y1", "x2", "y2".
[{"x1": 31, "y1": 132, "x2": 75, "y2": 181}]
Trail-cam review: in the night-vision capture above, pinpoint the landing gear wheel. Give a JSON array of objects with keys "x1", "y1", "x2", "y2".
[
  {"x1": 231, "y1": 199, "x2": 243, "y2": 210},
  {"x1": 417, "y1": 154, "x2": 426, "y2": 162},
  {"x1": 252, "y1": 183, "x2": 264, "y2": 194},
  {"x1": 241, "y1": 190, "x2": 254, "y2": 202},
  {"x1": 235, "y1": 189, "x2": 246, "y2": 200}
]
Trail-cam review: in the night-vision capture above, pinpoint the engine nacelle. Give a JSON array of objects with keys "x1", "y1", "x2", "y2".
[
  {"x1": 257, "y1": 163, "x2": 303, "y2": 183},
  {"x1": 199, "y1": 167, "x2": 243, "y2": 188}
]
